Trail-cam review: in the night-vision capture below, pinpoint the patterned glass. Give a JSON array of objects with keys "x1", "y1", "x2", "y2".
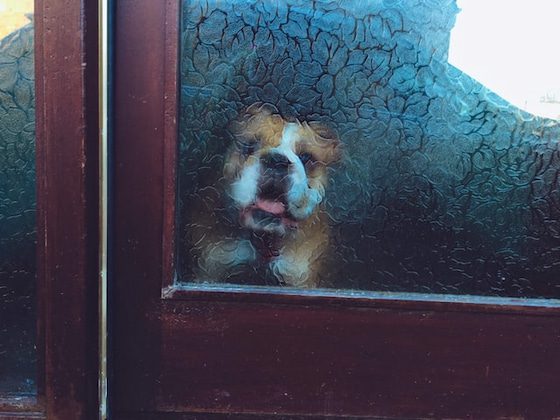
[
  {"x1": 0, "y1": 0, "x2": 36, "y2": 394},
  {"x1": 177, "y1": 0, "x2": 560, "y2": 298}
]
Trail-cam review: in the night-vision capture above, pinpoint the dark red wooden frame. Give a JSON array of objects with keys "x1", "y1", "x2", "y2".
[
  {"x1": 0, "y1": 0, "x2": 100, "y2": 419},
  {"x1": 113, "y1": 1, "x2": 560, "y2": 419}
]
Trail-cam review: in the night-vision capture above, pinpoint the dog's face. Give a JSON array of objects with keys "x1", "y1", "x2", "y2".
[{"x1": 224, "y1": 104, "x2": 341, "y2": 235}]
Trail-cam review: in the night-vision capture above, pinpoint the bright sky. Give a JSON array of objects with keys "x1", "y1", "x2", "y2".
[
  {"x1": 0, "y1": 0, "x2": 33, "y2": 40},
  {"x1": 1, "y1": 0, "x2": 558, "y2": 119},
  {"x1": 449, "y1": 0, "x2": 560, "y2": 119}
]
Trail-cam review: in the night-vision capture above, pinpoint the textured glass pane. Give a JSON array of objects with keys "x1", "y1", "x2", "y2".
[
  {"x1": 177, "y1": 0, "x2": 560, "y2": 298},
  {"x1": 0, "y1": 0, "x2": 36, "y2": 394}
]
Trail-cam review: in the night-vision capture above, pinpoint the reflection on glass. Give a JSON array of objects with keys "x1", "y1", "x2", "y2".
[
  {"x1": 177, "y1": 0, "x2": 560, "y2": 298},
  {"x1": 0, "y1": 0, "x2": 36, "y2": 394}
]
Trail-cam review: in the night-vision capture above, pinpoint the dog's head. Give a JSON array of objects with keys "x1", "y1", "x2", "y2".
[{"x1": 224, "y1": 103, "x2": 341, "y2": 235}]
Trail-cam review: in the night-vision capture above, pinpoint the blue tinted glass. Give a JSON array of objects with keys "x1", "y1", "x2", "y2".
[
  {"x1": 177, "y1": 0, "x2": 560, "y2": 298},
  {"x1": 0, "y1": 1, "x2": 36, "y2": 394}
]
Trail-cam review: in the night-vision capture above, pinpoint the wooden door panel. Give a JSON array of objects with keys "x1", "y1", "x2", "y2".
[
  {"x1": 114, "y1": 285, "x2": 560, "y2": 418},
  {"x1": 155, "y1": 299, "x2": 559, "y2": 418}
]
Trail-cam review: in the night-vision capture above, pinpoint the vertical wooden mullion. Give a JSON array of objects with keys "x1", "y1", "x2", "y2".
[{"x1": 35, "y1": 0, "x2": 99, "y2": 418}]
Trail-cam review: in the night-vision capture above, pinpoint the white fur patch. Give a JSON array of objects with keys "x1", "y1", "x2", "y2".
[
  {"x1": 278, "y1": 123, "x2": 324, "y2": 219},
  {"x1": 271, "y1": 254, "x2": 310, "y2": 287},
  {"x1": 200, "y1": 239, "x2": 256, "y2": 280},
  {"x1": 230, "y1": 159, "x2": 260, "y2": 207},
  {"x1": 288, "y1": 187, "x2": 322, "y2": 220}
]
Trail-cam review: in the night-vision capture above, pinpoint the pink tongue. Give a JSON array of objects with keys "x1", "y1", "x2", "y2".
[{"x1": 256, "y1": 199, "x2": 285, "y2": 215}]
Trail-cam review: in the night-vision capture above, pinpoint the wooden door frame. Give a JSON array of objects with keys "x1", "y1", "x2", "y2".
[
  {"x1": 0, "y1": 0, "x2": 100, "y2": 419},
  {"x1": 112, "y1": 1, "x2": 560, "y2": 419}
]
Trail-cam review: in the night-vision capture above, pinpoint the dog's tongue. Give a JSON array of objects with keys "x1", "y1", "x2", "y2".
[{"x1": 256, "y1": 199, "x2": 285, "y2": 215}]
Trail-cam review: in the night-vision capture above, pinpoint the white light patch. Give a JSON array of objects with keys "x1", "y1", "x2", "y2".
[
  {"x1": 449, "y1": 0, "x2": 560, "y2": 120},
  {"x1": 0, "y1": 0, "x2": 33, "y2": 39}
]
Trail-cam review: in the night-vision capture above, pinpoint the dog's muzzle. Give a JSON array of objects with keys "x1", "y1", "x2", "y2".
[{"x1": 239, "y1": 152, "x2": 298, "y2": 234}]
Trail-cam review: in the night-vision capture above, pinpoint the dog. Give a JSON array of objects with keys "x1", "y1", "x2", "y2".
[{"x1": 191, "y1": 103, "x2": 341, "y2": 288}]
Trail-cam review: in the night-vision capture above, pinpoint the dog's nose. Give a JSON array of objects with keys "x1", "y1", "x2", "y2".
[{"x1": 263, "y1": 153, "x2": 291, "y2": 171}]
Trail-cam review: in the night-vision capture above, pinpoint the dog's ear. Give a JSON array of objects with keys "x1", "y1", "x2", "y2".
[{"x1": 308, "y1": 121, "x2": 342, "y2": 164}]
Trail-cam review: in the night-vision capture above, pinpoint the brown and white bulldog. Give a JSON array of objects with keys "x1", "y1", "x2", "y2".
[{"x1": 192, "y1": 103, "x2": 341, "y2": 288}]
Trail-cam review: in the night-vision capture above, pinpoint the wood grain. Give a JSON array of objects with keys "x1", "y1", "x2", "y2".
[{"x1": 34, "y1": 0, "x2": 99, "y2": 418}]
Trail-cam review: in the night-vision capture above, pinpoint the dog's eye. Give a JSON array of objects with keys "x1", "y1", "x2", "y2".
[
  {"x1": 298, "y1": 152, "x2": 314, "y2": 165},
  {"x1": 239, "y1": 142, "x2": 255, "y2": 155}
]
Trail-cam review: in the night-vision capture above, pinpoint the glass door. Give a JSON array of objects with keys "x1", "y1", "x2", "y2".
[
  {"x1": 1, "y1": 0, "x2": 100, "y2": 418},
  {"x1": 112, "y1": 0, "x2": 560, "y2": 418}
]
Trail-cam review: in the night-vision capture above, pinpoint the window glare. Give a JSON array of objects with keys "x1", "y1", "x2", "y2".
[
  {"x1": 0, "y1": 0, "x2": 33, "y2": 40},
  {"x1": 449, "y1": 0, "x2": 560, "y2": 119}
]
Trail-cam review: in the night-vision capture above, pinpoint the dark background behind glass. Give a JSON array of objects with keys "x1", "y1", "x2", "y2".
[
  {"x1": 0, "y1": 13, "x2": 36, "y2": 394},
  {"x1": 177, "y1": 0, "x2": 560, "y2": 298}
]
